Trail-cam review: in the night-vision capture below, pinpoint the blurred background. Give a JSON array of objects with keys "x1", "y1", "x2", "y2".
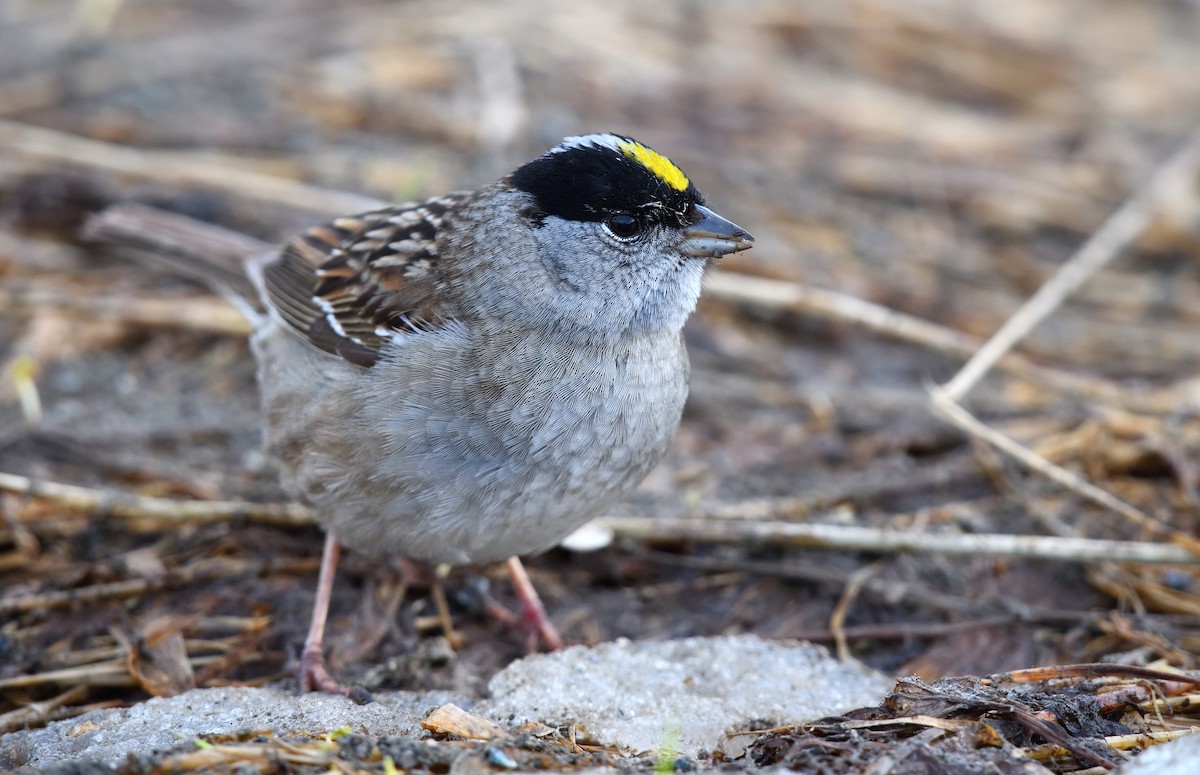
[{"x1": 4, "y1": 0, "x2": 1200, "y2": 713}]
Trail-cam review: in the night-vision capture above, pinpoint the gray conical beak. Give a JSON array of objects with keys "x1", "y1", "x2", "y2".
[{"x1": 680, "y1": 205, "x2": 754, "y2": 258}]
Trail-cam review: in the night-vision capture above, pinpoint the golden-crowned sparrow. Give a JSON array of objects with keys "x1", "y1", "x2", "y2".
[{"x1": 89, "y1": 133, "x2": 753, "y2": 696}]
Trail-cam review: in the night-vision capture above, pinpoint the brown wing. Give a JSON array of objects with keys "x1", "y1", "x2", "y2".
[{"x1": 261, "y1": 194, "x2": 469, "y2": 368}]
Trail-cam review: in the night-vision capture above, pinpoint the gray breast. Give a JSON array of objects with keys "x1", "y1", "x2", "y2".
[{"x1": 253, "y1": 320, "x2": 689, "y2": 564}]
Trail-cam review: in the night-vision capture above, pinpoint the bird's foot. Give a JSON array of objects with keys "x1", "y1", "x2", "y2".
[
  {"x1": 505, "y1": 556, "x2": 563, "y2": 652},
  {"x1": 299, "y1": 645, "x2": 373, "y2": 704}
]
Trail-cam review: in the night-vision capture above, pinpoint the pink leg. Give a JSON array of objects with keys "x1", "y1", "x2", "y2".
[
  {"x1": 505, "y1": 556, "x2": 563, "y2": 652},
  {"x1": 299, "y1": 534, "x2": 371, "y2": 702}
]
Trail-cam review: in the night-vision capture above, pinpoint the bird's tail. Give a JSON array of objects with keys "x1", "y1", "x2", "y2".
[{"x1": 83, "y1": 204, "x2": 271, "y2": 324}]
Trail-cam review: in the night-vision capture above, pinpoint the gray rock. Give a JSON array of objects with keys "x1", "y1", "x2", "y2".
[
  {"x1": 1115, "y1": 731, "x2": 1200, "y2": 774},
  {"x1": 1, "y1": 636, "x2": 892, "y2": 768},
  {"x1": 482, "y1": 634, "x2": 892, "y2": 756},
  {"x1": 1, "y1": 686, "x2": 467, "y2": 770}
]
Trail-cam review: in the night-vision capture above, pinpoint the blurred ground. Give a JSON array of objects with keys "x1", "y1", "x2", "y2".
[{"x1": 3, "y1": 0, "x2": 1200, "y2": 770}]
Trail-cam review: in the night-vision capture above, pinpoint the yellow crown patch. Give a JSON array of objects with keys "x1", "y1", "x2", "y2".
[{"x1": 617, "y1": 140, "x2": 690, "y2": 192}]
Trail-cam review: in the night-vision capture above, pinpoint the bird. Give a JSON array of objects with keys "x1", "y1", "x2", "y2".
[{"x1": 87, "y1": 133, "x2": 753, "y2": 697}]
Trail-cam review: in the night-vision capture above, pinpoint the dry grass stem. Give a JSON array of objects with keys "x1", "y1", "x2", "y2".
[
  {"x1": 598, "y1": 515, "x2": 1199, "y2": 565},
  {"x1": 703, "y1": 272, "x2": 1173, "y2": 413},
  {"x1": 0, "y1": 686, "x2": 88, "y2": 735},
  {"x1": 0, "y1": 654, "x2": 238, "y2": 691},
  {"x1": 985, "y1": 662, "x2": 1200, "y2": 687},
  {"x1": 0, "y1": 118, "x2": 387, "y2": 215},
  {"x1": 917, "y1": 131, "x2": 1200, "y2": 558},
  {"x1": 929, "y1": 389, "x2": 1196, "y2": 550},
  {"x1": 829, "y1": 561, "x2": 882, "y2": 662},
  {"x1": 940, "y1": 129, "x2": 1200, "y2": 402},
  {"x1": 0, "y1": 470, "x2": 314, "y2": 528},
  {"x1": 1025, "y1": 729, "x2": 1199, "y2": 761},
  {"x1": 0, "y1": 284, "x2": 251, "y2": 336},
  {"x1": 0, "y1": 556, "x2": 309, "y2": 615},
  {"x1": 6, "y1": 464, "x2": 1195, "y2": 566}
]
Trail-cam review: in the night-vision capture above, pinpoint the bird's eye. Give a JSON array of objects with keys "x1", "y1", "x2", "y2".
[{"x1": 605, "y1": 213, "x2": 641, "y2": 240}]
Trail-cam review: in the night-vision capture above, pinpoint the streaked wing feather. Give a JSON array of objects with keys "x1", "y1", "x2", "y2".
[{"x1": 260, "y1": 194, "x2": 469, "y2": 368}]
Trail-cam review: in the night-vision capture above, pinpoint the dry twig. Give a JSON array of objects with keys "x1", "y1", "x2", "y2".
[
  {"x1": 829, "y1": 561, "x2": 883, "y2": 662},
  {"x1": 0, "y1": 118, "x2": 386, "y2": 215},
  {"x1": 703, "y1": 272, "x2": 1177, "y2": 414},
  {"x1": 923, "y1": 132, "x2": 1200, "y2": 554},
  {"x1": 599, "y1": 515, "x2": 1200, "y2": 565},
  {"x1": 0, "y1": 283, "x2": 251, "y2": 336},
  {"x1": 0, "y1": 556, "x2": 313, "y2": 616},
  {"x1": 0, "y1": 470, "x2": 312, "y2": 528},
  {"x1": 5, "y1": 468, "x2": 1197, "y2": 565},
  {"x1": 929, "y1": 390, "x2": 1183, "y2": 543},
  {"x1": 940, "y1": 130, "x2": 1200, "y2": 402}
]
